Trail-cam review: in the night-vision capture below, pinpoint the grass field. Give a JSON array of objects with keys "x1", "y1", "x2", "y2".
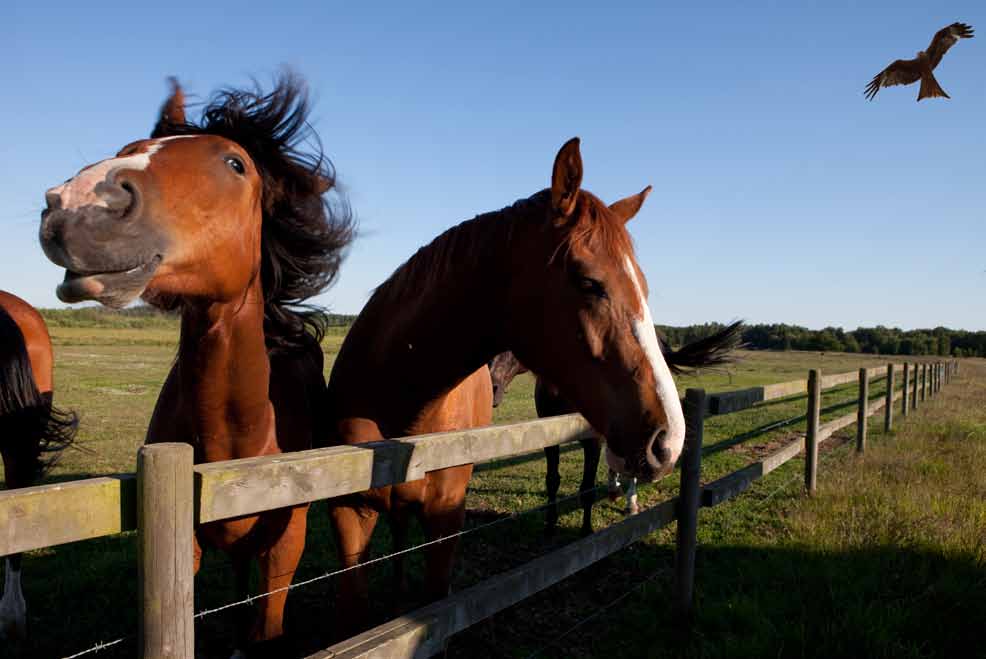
[{"x1": 3, "y1": 324, "x2": 981, "y2": 658}]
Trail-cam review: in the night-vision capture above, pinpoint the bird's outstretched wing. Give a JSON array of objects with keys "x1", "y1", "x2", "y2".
[
  {"x1": 927, "y1": 22, "x2": 974, "y2": 69},
  {"x1": 865, "y1": 58, "x2": 923, "y2": 100}
]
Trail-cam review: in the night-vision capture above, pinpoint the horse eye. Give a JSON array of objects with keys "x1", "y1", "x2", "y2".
[
  {"x1": 577, "y1": 276, "x2": 607, "y2": 298},
  {"x1": 225, "y1": 156, "x2": 245, "y2": 175}
]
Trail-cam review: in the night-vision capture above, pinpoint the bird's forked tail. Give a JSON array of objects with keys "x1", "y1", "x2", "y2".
[{"x1": 918, "y1": 71, "x2": 950, "y2": 101}]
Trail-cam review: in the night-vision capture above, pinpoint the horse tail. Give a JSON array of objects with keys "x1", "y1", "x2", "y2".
[
  {"x1": 661, "y1": 321, "x2": 744, "y2": 375},
  {"x1": 0, "y1": 307, "x2": 77, "y2": 486}
]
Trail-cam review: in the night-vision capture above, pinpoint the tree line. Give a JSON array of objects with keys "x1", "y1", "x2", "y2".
[{"x1": 658, "y1": 322, "x2": 986, "y2": 358}]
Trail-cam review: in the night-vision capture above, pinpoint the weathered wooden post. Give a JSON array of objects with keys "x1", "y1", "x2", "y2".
[
  {"x1": 675, "y1": 388, "x2": 705, "y2": 621},
  {"x1": 920, "y1": 364, "x2": 927, "y2": 402},
  {"x1": 805, "y1": 369, "x2": 821, "y2": 494},
  {"x1": 884, "y1": 363, "x2": 894, "y2": 432},
  {"x1": 912, "y1": 363, "x2": 919, "y2": 410},
  {"x1": 857, "y1": 368, "x2": 868, "y2": 453},
  {"x1": 138, "y1": 443, "x2": 195, "y2": 659},
  {"x1": 901, "y1": 363, "x2": 910, "y2": 418}
]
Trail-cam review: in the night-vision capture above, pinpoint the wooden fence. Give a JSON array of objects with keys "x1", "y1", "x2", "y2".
[{"x1": 0, "y1": 359, "x2": 959, "y2": 658}]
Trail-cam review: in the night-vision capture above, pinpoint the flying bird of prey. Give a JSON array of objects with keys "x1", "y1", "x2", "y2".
[{"x1": 865, "y1": 22, "x2": 974, "y2": 101}]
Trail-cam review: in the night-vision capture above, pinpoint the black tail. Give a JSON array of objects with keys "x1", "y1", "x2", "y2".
[
  {"x1": 0, "y1": 307, "x2": 77, "y2": 487},
  {"x1": 661, "y1": 321, "x2": 744, "y2": 375}
]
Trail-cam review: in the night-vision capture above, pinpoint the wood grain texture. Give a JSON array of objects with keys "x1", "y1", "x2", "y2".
[
  {"x1": 196, "y1": 415, "x2": 595, "y2": 522},
  {"x1": 138, "y1": 443, "x2": 194, "y2": 659},
  {"x1": 0, "y1": 475, "x2": 135, "y2": 556}
]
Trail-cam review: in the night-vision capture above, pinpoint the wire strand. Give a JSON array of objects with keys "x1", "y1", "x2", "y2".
[
  {"x1": 60, "y1": 636, "x2": 128, "y2": 659},
  {"x1": 194, "y1": 483, "x2": 608, "y2": 619}
]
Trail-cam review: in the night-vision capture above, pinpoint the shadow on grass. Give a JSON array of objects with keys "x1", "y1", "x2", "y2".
[
  {"x1": 452, "y1": 542, "x2": 986, "y2": 659},
  {"x1": 13, "y1": 517, "x2": 982, "y2": 659}
]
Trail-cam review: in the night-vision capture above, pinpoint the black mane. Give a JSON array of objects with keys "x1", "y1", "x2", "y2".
[{"x1": 153, "y1": 72, "x2": 354, "y2": 353}]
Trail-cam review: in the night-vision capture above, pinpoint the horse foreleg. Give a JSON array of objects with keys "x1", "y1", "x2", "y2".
[
  {"x1": 0, "y1": 555, "x2": 26, "y2": 641},
  {"x1": 607, "y1": 468, "x2": 621, "y2": 501},
  {"x1": 624, "y1": 476, "x2": 639, "y2": 515},
  {"x1": 421, "y1": 466, "x2": 471, "y2": 603},
  {"x1": 578, "y1": 438, "x2": 601, "y2": 536},
  {"x1": 329, "y1": 502, "x2": 380, "y2": 638},
  {"x1": 249, "y1": 505, "x2": 308, "y2": 646},
  {"x1": 543, "y1": 445, "x2": 561, "y2": 535}
]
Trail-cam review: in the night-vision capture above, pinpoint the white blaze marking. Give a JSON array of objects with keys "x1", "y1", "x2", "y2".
[
  {"x1": 0, "y1": 558, "x2": 26, "y2": 638},
  {"x1": 623, "y1": 255, "x2": 686, "y2": 466},
  {"x1": 47, "y1": 141, "x2": 168, "y2": 211}
]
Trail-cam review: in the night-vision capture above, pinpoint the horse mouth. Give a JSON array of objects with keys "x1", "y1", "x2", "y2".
[{"x1": 57, "y1": 256, "x2": 162, "y2": 307}]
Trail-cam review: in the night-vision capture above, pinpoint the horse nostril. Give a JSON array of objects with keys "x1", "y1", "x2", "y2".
[
  {"x1": 97, "y1": 180, "x2": 137, "y2": 215},
  {"x1": 650, "y1": 430, "x2": 671, "y2": 465}
]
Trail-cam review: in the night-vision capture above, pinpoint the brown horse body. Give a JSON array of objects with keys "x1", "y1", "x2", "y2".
[
  {"x1": 39, "y1": 76, "x2": 352, "y2": 652},
  {"x1": 325, "y1": 138, "x2": 690, "y2": 635},
  {"x1": 0, "y1": 291, "x2": 77, "y2": 641}
]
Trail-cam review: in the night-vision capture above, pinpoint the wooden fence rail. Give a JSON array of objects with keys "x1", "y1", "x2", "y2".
[{"x1": 0, "y1": 360, "x2": 957, "y2": 658}]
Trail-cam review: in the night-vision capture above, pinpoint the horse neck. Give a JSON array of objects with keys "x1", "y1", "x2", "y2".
[
  {"x1": 175, "y1": 277, "x2": 274, "y2": 454},
  {"x1": 330, "y1": 216, "x2": 518, "y2": 436}
]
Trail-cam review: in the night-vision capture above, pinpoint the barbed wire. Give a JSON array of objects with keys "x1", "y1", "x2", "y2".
[
  {"x1": 194, "y1": 483, "x2": 611, "y2": 619},
  {"x1": 60, "y1": 635, "x2": 128, "y2": 659}
]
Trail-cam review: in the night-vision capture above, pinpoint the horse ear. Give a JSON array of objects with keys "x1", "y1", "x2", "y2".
[
  {"x1": 609, "y1": 185, "x2": 652, "y2": 224},
  {"x1": 151, "y1": 77, "x2": 186, "y2": 138},
  {"x1": 551, "y1": 137, "x2": 583, "y2": 218}
]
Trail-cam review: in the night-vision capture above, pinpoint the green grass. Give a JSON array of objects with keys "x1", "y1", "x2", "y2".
[{"x1": 1, "y1": 326, "x2": 977, "y2": 658}]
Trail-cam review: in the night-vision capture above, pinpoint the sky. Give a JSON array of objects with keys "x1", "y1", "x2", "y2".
[{"x1": 3, "y1": 1, "x2": 984, "y2": 331}]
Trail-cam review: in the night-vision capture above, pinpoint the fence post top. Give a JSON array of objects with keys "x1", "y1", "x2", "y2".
[{"x1": 138, "y1": 443, "x2": 194, "y2": 458}]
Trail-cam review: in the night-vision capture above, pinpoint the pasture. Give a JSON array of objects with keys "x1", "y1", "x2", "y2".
[{"x1": 3, "y1": 319, "x2": 983, "y2": 658}]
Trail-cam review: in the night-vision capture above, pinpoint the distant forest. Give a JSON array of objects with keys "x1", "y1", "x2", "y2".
[
  {"x1": 659, "y1": 323, "x2": 986, "y2": 358},
  {"x1": 38, "y1": 306, "x2": 986, "y2": 357}
]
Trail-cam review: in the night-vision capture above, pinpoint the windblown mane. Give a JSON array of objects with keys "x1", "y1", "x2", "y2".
[{"x1": 152, "y1": 73, "x2": 354, "y2": 352}]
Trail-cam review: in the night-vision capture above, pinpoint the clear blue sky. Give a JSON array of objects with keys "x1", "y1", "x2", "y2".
[{"x1": 4, "y1": 1, "x2": 984, "y2": 330}]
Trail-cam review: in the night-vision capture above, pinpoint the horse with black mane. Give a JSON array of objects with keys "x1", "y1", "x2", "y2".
[
  {"x1": 39, "y1": 73, "x2": 353, "y2": 654},
  {"x1": 0, "y1": 290, "x2": 77, "y2": 641},
  {"x1": 323, "y1": 137, "x2": 726, "y2": 635}
]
